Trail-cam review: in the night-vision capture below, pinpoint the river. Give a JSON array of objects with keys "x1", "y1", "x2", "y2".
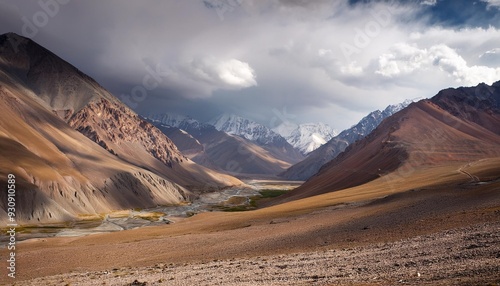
[{"x1": 6, "y1": 180, "x2": 302, "y2": 242}]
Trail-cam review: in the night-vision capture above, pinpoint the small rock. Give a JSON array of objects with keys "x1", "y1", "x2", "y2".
[{"x1": 129, "y1": 280, "x2": 147, "y2": 286}]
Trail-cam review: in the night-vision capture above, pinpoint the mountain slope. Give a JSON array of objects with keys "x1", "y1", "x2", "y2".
[
  {"x1": 274, "y1": 83, "x2": 500, "y2": 203},
  {"x1": 147, "y1": 114, "x2": 292, "y2": 175},
  {"x1": 152, "y1": 123, "x2": 205, "y2": 158},
  {"x1": 208, "y1": 113, "x2": 304, "y2": 164},
  {"x1": 0, "y1": 72, "x2": 191, "y2": 224},
  {"x1": 280, "y1": 100, "x2": 412, "y2": 180},
  {"x1": 0, "y1": 33, "x2": 241, "y2": 191}
]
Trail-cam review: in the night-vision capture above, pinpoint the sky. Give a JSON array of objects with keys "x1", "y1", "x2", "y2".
[{"x1": 0, "y1": 0, "x2": 499, "y2": 131}]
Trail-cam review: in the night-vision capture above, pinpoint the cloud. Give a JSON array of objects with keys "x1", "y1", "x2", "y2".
[
  {"x1": 421, "y1": 0, "x2": 438, "y2": 6},
  {"x1": 215, "y1": 59, "x2": 257, "y2": 87},
  {"x1": 1, "y1": 0, "x2": 499, "y2": 130},
  {"x1": 481, "y1": 0, "x2": 500, "y2": 9},
  {"x1": 479, "y1": 48, "x2": 500, "y2": 67},
  {"x1": 178, "y1": 57, "x2": 256, "y2": 91},
  {"x1": 375, "y1": 43, "x2": 500, "y2": 85},
  {"x1": 376, "y1": 43, "x2": 428, "y2": 77}
]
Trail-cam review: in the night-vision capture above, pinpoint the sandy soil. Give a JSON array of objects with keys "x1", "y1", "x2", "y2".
[
  {"x1": 16, "y1": 221, "x2": 500, "y2": 286},
  {"x1": 6, "y1": 162, "x2": 500, "y2": 286}
]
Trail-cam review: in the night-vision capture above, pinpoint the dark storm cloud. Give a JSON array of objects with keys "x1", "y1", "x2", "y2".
[{"x1": 0, "y1": 0, "x2": 499, "y2": 130}]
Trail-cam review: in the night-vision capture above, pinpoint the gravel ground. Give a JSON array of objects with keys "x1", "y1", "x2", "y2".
[{"x1": 17, "y1": 221, "x2": 500, "y2": 286}]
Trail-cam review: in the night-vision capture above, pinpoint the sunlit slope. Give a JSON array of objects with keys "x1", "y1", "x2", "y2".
[
  {"x1": 0, "y1": 71, "x2": 190, "y2": 224},
  {"x1": 0, "y1": 32, "x2": 242, "y2": 192},
  {"x1": 15, "y1": 157, "x2": 500, "y2": 280}
]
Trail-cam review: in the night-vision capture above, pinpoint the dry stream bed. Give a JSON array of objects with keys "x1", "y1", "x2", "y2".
[{"x1": 1, "y1": 180, "x2": 302, "y2": 242}]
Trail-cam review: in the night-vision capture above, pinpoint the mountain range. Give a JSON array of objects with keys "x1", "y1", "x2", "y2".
[
  {"x1": 0, "y1": 33, "x2": 242, "y2": 224},
  {"x1": 208, "y1": 114, "x2": 283, "y2": 144},
  {"x1": 146, "y1": 113, "x2": 294, "y2": 175},
  {"x1": 280, "y1": 100, "x2": 413, "y2": 180},
  {"x1": 272, "y1": 82, "x2": 500, "y2": 204},
  {"x1": 1, "y1": 31, "x2": 499, "y2": 229},
  {"x1": 208, "y1": 113, "x2": 304, "y2": 163}
]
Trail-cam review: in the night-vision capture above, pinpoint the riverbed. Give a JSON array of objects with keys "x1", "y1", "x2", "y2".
[{"x1": 6, "y1": 180, "x2": 302, "y2": 242}]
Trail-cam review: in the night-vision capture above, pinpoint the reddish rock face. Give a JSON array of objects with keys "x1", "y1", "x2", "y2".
[{"x1": 68, "y1": 97, "x2": 186, "y2": 167}]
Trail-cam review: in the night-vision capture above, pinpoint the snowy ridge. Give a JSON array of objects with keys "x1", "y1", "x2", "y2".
[
  {"x1": 274, "y1": 122, "x2": 337, "y2": 155},
  {"x1": 341, "y1": 99, "x2": 415, "y2": 141},
  {"x1": 208, "y1": 113, "x2": 285, "y2": 145}
]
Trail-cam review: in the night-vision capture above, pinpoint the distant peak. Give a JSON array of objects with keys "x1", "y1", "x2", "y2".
[{"x1": 383, "y1": 99, "x2": 414, "y2": 113}]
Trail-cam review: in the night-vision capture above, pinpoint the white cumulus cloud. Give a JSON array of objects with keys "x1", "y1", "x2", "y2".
[
  {"x1": 421, "y1": 0, "x2": 438, "y2": 6},
  {"x1": 376, "y1": 43, "x2": 500, "y2": 85},
  {"x1": 215, "y1": 59, "x2": 257, "y2": 87},
  {"x1": 169, "y1": 56, "x2": 257, "y2": 97}
]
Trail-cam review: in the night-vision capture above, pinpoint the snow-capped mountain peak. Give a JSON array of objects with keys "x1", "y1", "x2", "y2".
[
  {"x1": 273, "y1": 122, "x2": 338, "y2": 155},
  {"x1": 382, "y1": 99, "x2": 416, "y2": 116},
  {"x1": 208, "y1": 113, "x2": 284, "y2": 145}
]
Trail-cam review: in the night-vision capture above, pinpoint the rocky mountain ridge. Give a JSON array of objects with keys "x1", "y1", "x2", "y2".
[{"x1": 280, "y1": 100, "x2": 413, "y2": 180}]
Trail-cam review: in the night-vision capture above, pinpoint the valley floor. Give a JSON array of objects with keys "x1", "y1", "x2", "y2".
[
  {"x1": 7, "y1": 160, "x2": 500, "y2": 286},
  {"x1": 18, "y1": 221, "x2": 500, "y2": 286}
]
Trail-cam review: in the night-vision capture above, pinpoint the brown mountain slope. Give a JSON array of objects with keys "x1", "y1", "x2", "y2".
[
  {"x1": 0, "y1": 32, "x2": 241, "y2": 191},
  {"x1": 272, "y1": 83, "x2": 500, "y2": 204},
  {"x1": 431, "y1": 82, "x2": 500, "y2": 135},
  {"x1": 198, "y1": 133, "x2": 291, "y2": 175},
  {"x1": 0, "y1": 77, "x2": 190, "y2": 224}
]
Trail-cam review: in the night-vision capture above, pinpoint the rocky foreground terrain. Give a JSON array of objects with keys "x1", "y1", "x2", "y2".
[{"x1": 18, "y1": 221, "x2": 500, "y2": 286}]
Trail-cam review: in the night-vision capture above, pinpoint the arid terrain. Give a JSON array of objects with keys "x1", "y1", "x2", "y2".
[
  {"x1": 7, "y1": 158, "x2": 500, "y2": 285},
  {"x1": 18, "y1": 221, "x2": 500, "y2": 286}
]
